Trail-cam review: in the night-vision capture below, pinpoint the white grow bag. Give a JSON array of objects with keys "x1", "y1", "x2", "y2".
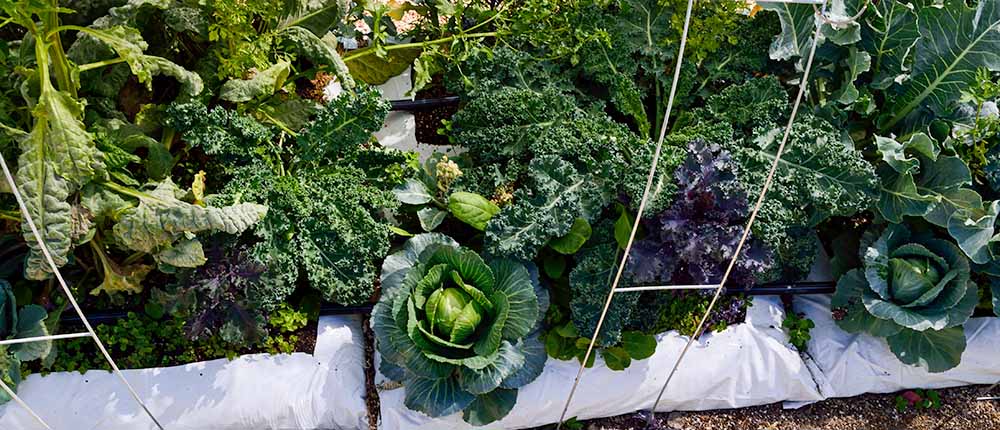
[
  {"x1": 0, "y1": 315, "x2": 368, "y2": 430},
  {"x1": 377, "y1": 296, "x2": 825, "y2": 430},
  {"x1": 795, "y1": 295, "x2": 1000, "y2": 400}
]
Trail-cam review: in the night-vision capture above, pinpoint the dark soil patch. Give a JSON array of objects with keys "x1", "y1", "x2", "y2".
[
  {"x1": 413, "y1": 83, "x2": 458, "y2": 145},
  {"x1": 363, "y1": 314, "x2": 380, "y2": 430}
]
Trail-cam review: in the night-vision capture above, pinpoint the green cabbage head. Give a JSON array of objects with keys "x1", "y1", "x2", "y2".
[
  {"x1": 832, "y1": 224, "x2": 978, "y2": 372},
  {"x1": 373, "y1": 234, "x2": 548, "y2": 425}
]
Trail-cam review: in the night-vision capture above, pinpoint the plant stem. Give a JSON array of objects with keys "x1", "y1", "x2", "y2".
[
  {"x1": 161, "y1": 127, "x2": 176, "y2": 152},
  {"x1": 0, "y1": 209, "x2": 20, "y2": 222},
  {"x1": 342, "y1": 32, "x2": 498, "y2": 62},
  {"x1": 100, "y1": 181, "x2": 160, "y2": 203},
  {"x1": 78, "y1": 57, "x2": 127, "y2": 72},
  {"x1": 44, "y1": 1, "x2": 77, "y2": 97}
]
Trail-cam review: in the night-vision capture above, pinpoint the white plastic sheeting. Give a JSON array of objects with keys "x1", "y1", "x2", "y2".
[
  {"x1": 377, "y1": 296, "x2": 825, "y2": 430},
  {"x1": 795, "y1": 294, "x2": 1000, "y2": 400},
  {"x1": 0, "y1": 315, "x2": 368, "y2": 430}
]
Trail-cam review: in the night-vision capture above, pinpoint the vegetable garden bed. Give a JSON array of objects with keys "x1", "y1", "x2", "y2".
[{"x1": 1, "y1": 0, "x2": 1000, "y2": 429}]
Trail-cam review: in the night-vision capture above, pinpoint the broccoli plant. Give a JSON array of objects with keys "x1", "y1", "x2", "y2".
[{"x1": 373, "y1": 234, "x2": 548, "y2": 425}]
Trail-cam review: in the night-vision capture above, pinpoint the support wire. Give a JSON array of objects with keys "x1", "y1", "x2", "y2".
[
  {"x1": 645, "y1": 6, "x2": 827, "y2": 424},
  {"x1": 0, "y1": 150, "x2": 165, "y2": 429},
  {"x1": 0, "y1": 378, "x2": 52, "y2": 430},
  {"x1": 554, "y1": 0, "x2": 696, "y2": 427}
]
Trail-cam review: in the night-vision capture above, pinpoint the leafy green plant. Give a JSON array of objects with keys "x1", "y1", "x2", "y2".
[
  {"x1": 832, "y1": 224, "x2": 978, "y2": 372},
  {"x1": 168, "y1": 86, "x2": 411, "y2": 307},
  {"x1": 447, "y1": 86, "x2": 681, "y2": 260},
  {"x1": 895, "y1": 389, "x2": 941, "y2": 412},
  {"x1": 392, "y1": 153, "x2": 500, "y2": 232},
  {"x1": 372, "y1": 233, "x2": 548, "y2": 425},
  {"x1": 0, "y1": 280, "x2": 51, "y2": 403},
  {"x1": 782, "y1": 312, "x2": 814, "y2": 351}
]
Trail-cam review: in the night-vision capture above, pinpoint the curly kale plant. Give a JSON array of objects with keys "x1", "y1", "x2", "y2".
[
  {"x1": 448, "y1": 86, "x2": 682, "y2": 260},
  {"x1": 172, "y1": 86, "x2": 410, "y2": 307},
  {"x1": 688, "y1": 77, "x2": 879, "y2": 279},
  {"x1": 0, "y1": 280, "x2": 51, "y2": 403},
  {"x1": 373, "y1": 234, "x2": 547, "y2": 425},
  {"x1": 832, "y1": 224, "x2": 978, "y2": 372}
]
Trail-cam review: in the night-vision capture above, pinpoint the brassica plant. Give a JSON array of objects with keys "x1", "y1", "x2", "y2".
[
  {"x1": 832, "y1": 224, "x2": 979, "y2": 372},
  {"x1": 373, "y1": 234, "x2": 548, "y2": 425},
  {"x1": 0, "y1": 280, "x2": 52, "y2": 403}
]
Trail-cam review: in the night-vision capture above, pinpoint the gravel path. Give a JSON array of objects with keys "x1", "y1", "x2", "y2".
[{"x1": 540, "y1": 385, "x2": 1000, "y2": 430}]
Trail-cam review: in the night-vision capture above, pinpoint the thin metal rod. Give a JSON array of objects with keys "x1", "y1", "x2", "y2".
[
  {"x1": 0, "y1": 151, "x2": 165, "y2": 430},
  {"x1": 554, "y1": 0, "x2": 696, "y2": 428},
  {"x1": 645, "y1": 14, "x2": 825, "y2": 424},
  {"x1": 0, "y1": 332, "x2": 92, "y2": 346},
  {"x1": 614, "y1": 284, "x2": 719, "y2": 293},
  {"x1": 977, "y1": 397, "x2": 1000, "y2": 401},
  {"x1": 0, "y1": 376, "x2": 53, "y2": 430}
]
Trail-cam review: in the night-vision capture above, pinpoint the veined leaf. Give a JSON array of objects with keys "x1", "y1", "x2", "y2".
[
  {"x1": 17, "y1": 69, "x2": 103, "y2": 279},
  {"x1": 760, "y1": 2, "x2": 816, "y2": 62},
  {"x1": 219, "y1": 61, "x2": 291, "y2": 103},
  {"x1": 280, "y1": 26, "x2": 355, "y2": 89},
  {"x1": 277, "y1": 0, "x2": 349, "y2": 35},
  {"x1": 861, "y1": 0, "x2": 919, "y2": 89},
  {"x1": 112, "y1": 179, "x2": 267, "y2": 261},
  {"x1": 887, "y1": 326, "x2": 966, "y2": 373},
  {"x1": 448, "y1": 192, "x2": 500, "y2": 231},
  {"x1": 346, "y1": 46, "x2": 422, "y2": 85},
  {"x1": 880, "y1": 0, "x2": 1000, "y2": 131},
  {"x1": 75, "y1": 26, "x2": 204, "y2": 97}
]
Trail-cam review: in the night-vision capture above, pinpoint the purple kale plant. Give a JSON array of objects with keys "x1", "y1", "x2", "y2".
[
  {"x1": 626, "y1": 140, "x2": 773, "y2": 331},
  {"x1": 154, "y1": 239, "x2": 268, "y2": 345},
  {"x1": 629, "y1": 140, "x2": 774, "y2": 288}
]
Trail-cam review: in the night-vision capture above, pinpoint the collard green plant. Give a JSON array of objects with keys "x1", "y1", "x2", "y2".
[
  {"x1": 0, "y1": 280, "x2": 51, "y2": 404},
  {"x1": 373, "y1": 234, "x2": 548, "y2": 425},
  {"x1": 832, "y1": 224, "x2": 978, "y2": 372}
]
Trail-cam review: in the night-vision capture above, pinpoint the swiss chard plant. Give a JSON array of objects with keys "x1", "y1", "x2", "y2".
[
  {"x1": 373, "y1": 234, "x2": 548, "y2": 425},
  {"x1": 0, "y1": 0, "x2": 265, "y2": 293},
  {"x1": 832, "y1": 224, "x2": 978, "y2": 372}
]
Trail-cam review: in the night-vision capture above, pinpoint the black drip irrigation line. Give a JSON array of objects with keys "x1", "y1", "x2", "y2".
[
  {"x1": 60, "y1": 282, "x2": 832, "y2": 325},
  {"x1": 389, "y1": 96, "x2": 460, "y2": 111}
]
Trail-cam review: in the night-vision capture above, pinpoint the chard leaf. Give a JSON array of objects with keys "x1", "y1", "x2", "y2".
[
  {"x1": 277, "y1": 0, "x2": 348, "y2": 35},
  {"x1": 219, "y1": 61, "x2": 291, "y2": 102},
  {"x1": 76, "y1": 26, "x2": 203, "y2": 97},
  {"x1": 880, "y1": 0, "x2": 1000, "y2": 131},
  {"x1": 17, "y1": 75, "x2": 103, "y2": 279},
  {"x1": 112, "y1": 179, "x2": 267, "y2": 258},
  {"x1": 280, "y1": 26, "x2": 354, "y2": 89}
]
